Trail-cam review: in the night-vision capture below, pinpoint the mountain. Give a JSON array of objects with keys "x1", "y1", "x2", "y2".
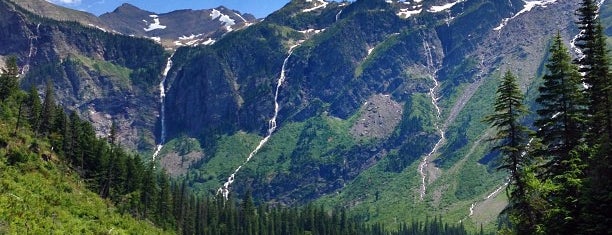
[
  {"x1": 0, "y1": 0, "x2": 258, "y2": 151},
  {"x1": 10, "y1": 0, "x2": 107, "y2": 28},
  {"x1": 161, "y1": 0, "x2": 583, "y2": 229},
  {"x1": 0, "y1": 0, "x2": 169, "y2": 151},
  {"x1": 99, "y1": 3, "x2": 257, "y2": 48},
  {"x1": 1, "y1": 0, "x2": 609, "y2": 233}
]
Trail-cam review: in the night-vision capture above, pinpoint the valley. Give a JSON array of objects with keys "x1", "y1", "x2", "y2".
[{"x1": 1, "y1": 0, "x2": 611, "y2": 234}]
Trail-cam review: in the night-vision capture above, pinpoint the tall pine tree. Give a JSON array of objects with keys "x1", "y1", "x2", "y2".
[
  {"x1": 483, "y1": 71, "x2": 534, "y2": 233},
  {"x1": 535, "y1": 33, "x2": 586, "y2": 166},
  {"x1": 534, "y1": 34, "x2": 586, "y2": 234},
  {"x1": 575, "y1": 0, "x2": 612, "y2": 233}
]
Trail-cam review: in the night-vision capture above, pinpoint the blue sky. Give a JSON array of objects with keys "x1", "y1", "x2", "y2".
[{"x1": 47, "y1": 0, "x2": 292, "y2": 18}]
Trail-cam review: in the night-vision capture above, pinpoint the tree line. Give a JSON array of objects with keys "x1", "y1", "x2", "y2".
[{"x1": 484, "y1": 0, "x2": 611, "y2": 234}]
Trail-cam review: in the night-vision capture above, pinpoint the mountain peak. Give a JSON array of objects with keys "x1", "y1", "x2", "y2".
[{"x1": 112, "y1": 2, "x2": 152, "y2": 15}]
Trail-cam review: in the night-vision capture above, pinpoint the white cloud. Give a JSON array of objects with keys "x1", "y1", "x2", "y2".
[{"x1": 47, "y1": 0, "x2": 82, "y2": 5}]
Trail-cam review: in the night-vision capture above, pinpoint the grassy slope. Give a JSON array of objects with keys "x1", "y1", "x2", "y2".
[
  {"x1": 0, "y1": 115, "x2": 170, "y2": 234},
  {"x1": 315, "y1": 73, "x2": 508, "y2": 232}
]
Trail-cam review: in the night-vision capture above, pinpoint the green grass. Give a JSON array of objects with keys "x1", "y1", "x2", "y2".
[
  {"x1": 71, "y1": 54, "x2": 133, "y2": 90},
  {"x1": 188, "y1": 132, "x2": 261, "y2": 194},
  {"x1": 0, "y1": 117, "x2": 169, "y2": 234}
]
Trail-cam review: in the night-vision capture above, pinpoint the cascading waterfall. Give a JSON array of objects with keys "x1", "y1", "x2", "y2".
[
  {"x1": 418, "y1": 39, "x2": 446, "y2": 201},
  {"x1": 217, "y1": 42, "x2": 303, "y2": 199},
  {"x1": 152, "y1": 54, "x2": 174, "y2": 163},
  {"x1": 21, "y1": 23, "x2": 40, "y2": 76}
]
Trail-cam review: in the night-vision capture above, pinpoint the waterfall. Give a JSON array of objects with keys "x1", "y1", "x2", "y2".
[
  {"x1": 21, "y1": 23, "x2": 40, "y2": 76},
  {"x1": 418, "y1": 39, "x2": 445, "y2": 201},
  {"x1": 152, "y1": 54, "x2": 174, "y2": 163},
  {"x1": 217, "y1": 43, "x2": 303, "y2": 199}
]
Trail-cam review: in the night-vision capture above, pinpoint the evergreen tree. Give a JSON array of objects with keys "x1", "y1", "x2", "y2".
[
  {"x1": 575, "y1": 1, "x2": 612, "y2": 233},
  {"x1": 39, "y1": 81, "x2": 55, "y2": 136},
  {"x1": 535, "y1": 33, "x2": 586, "y2": 167},
  {"x1": 483, "y1": 71, "x2": 534, "y2": 233},
  {"x1": 0, "y1": 56, "x2": 19, "y2": 102},
  {"x1": 533, "y1": 35, "x2": 587, "y2": 234},
  {"x1": 26, "y1": 86, "x2": 41, "y2": 130}
]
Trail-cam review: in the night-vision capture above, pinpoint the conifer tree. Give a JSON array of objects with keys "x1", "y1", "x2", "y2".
[
  {"x1": 575, "y1": 1, "x2": 612, "y2": 232},
  {"x1": 483, "y1": 71, "x2": 534, "y2": 233},
  {"x1": 533, "y1": 34, "x2": 588, "y2": 233},
  {"x1": 535, "y1": 33, "x2": 586, "y2": 166},
  {"x1": 0, "y1": 56, "x2": 19, "y2": 102},
  {"x1": 39, "y1": 81, "x2": 55, "y2": 136},
  {"x1": 26, "y1": 86, "x2": 41, "y2": 130}
]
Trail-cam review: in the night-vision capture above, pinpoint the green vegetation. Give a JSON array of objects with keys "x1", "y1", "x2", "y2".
[
  {"x1": 0, "y1": 147, "x2": 168, "y2": 234},
  {"x1": 71, "y1": 54, "x2": 133, "y2": 89},
  {"x1": 482, "y1": 2, "x2": 612, "y2": 233},
  {"x1": 483, "y1": 71, "x2": 533, "y2": 233}
]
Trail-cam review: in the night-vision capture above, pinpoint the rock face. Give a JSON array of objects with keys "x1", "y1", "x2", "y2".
[
  {"x1": 0, "y1": 0, "x2": 167, "y2": 150},
  {"x1": 350, "y1": 94, "x2": 403, "y2": 140}
]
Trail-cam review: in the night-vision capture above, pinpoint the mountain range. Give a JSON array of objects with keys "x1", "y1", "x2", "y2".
[{"x1": 1, "y1": 0, "x2": 610, "y2": 232}]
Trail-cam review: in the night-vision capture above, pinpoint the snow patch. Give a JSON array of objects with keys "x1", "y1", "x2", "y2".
[
  {"x1": 493, "y1": 0, "x2": 559, "y2": 31},
  {"x1": 179, "y1": 34, "x2": 204, "y2": 41},
  {"x1": 303, "y1": 0, "x2": 329, "y2": 13},
  {"x1": 398, "y1": 8, "x2": 422, "y2": 18},
  {"x1": 428, "y1": 0, "x2": 466, "y2": 12},
  {"x1": 211, "y1": 9, "x2": 236, "y2": 31},
  {"x1": 298, "y1": 28, "x2": 324, "y2": 34},
  {"x1": 144, "y1": 15, "x2": 167, "y2": 32},
  {"x1": 87, "y1": 23, "x2": 108, "y2": 32},
  {"x1": 203, "y1": 38, "x2": 216, "y2": 45},
  {"x1": 149, "y1": 37, "x2": 161, "y2": 43}
]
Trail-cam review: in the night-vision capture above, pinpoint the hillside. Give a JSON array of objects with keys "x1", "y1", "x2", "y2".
[{"x1": 0, "y1": 95, "x2": 169, "y2": 233}]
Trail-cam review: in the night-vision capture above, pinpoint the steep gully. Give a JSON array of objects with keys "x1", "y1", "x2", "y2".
[
  {"x1": 218, "y1": 42, "x2": 304, "y2": 199},
  {"x1": 152, "y1": 53, "x2": 174, "y2": 165}
]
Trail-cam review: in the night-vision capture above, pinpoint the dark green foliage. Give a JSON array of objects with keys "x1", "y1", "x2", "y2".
[
  {"x1": 483, "y1": 71, "x2": 535, "y2": 233},
  {"x1": 531, "y1": 34, "x2": 587, "y2": 234},
  {"x1": 0, "y1": 56, "x2": 19, "y2": 102},
  {"x1": 25, "y1": 86, "x2": 41, "y2": 131},
  {"x1": 574, "y1": 1, "x2": 612, "y2": 233},
  {"x1": 535, "y1": 33, "x2": 586, "y2": 175},
  {"x1": 38, "y1": 81, "x2": 54, "y2": 136}
]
